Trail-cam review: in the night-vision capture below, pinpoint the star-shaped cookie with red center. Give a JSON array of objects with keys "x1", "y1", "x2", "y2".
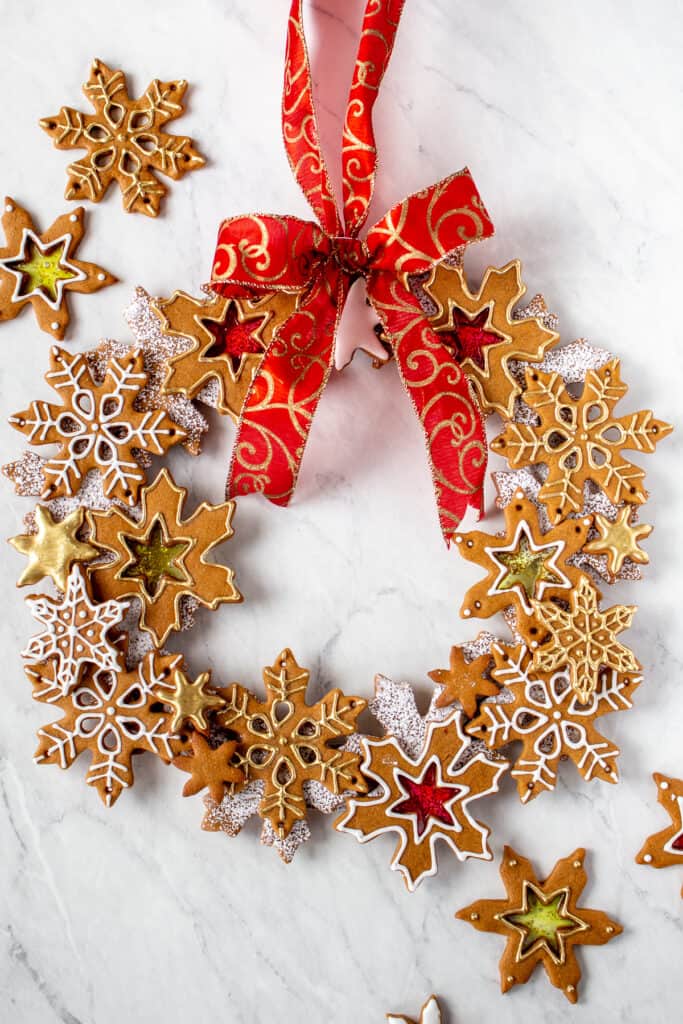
[{"x1": 636, "y1": 773, "x2": 683, "y2": 897}]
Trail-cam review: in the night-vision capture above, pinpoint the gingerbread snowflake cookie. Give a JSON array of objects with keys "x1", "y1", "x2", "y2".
[
  {"x1": 32, "y1": 649, "x2": 183, "y2": 805},
  {"x1": 336, "y1": 675, "x2": 508, "y2": 891},
  {"x1": 9, "y1": 346, "x2": 184, "y2": 505},
  {"x1": 456, "y1": 846, "x2": 621, "y2": 1003},
  {"x1": 466, "y1": 643, "x2": 641, "y2": 801},
  {"x1": 195, "y1": 649, "x2": 367, "y2": 861},
  {"x1": 153, "y1": 288, "x2": 297, "y2": 419},
  {"x1": 22, "y1": 566, "x2": 127, "y2": 694},
  {"x1": 421, "y1": 260, "x2": 558, "y2": 417},
  {"x1": 636, "y1": 773, "x2": 683, "y2": 897},
  {"x1": 491, "y1": 359, "x2": 672, "y2": 522},
  {"x1": 0, "y1": 198, "x2": 115, "y2": 338},
  {"x1": 41, "y1": 59, "x2": 205, "y2": 217},
  {"x1": 87, "y1": 468, "x2": 241, "y2": 645}
]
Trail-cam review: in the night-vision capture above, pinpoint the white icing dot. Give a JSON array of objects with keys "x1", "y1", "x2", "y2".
[
  {"x1": 51, "y1": 322, "x2": 60, "y2": 331},
  {"x1": 455, "y1": 536, "x2": 463, "y2": 544},
  {"x1": 643, "y1": 853, "x2": 653, "y2": 863},
  {"x1": 69, "y1": 213, "x2": 78, "y2": 222},
  {"x1": 463, "y1": 609, "x2": 471, "y2": 617},
  {"x1": 660, "y1": 780, "x2": 669, "y2": 791},
  {"x1": 97, "y1": 272, "x2": 106, "y2": 281},
  {"x1": 553, "y1": 710, "x2": 562, "y2": 720},
  {"x1": 106, "y1": 707, "x2": 115, "y2": 716}
]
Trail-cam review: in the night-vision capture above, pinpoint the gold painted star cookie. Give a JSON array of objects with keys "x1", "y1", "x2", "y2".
[
  {"x1": 9, "y1": 505, "x2": 98, "y2": 591},
  {"x1": 87, "y1": 468, "x2": 242, "y2": 645},
  {"x1": 636, "y1": 773, "x2": 683, "y2": 897},
  {"x1": 155, "y1": 667, "x2": 226, "y2": 732},
  {"x1": 456, "y1": 846, "x2": 621, "y2": 1003},
  {"x1": 584, "y1": 507, "x2": 652, "y2": 581},
  {"x1": 41, "y1": 59, "x2": 205, "y2": 217},
  {"x1": 0, "y1": 198, "x2": 115, "y2": 338}
]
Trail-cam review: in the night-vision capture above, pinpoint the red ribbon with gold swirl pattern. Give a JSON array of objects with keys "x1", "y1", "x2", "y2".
[{"x1": 211, "y1": 0, "x2": 495, "y2": 541}]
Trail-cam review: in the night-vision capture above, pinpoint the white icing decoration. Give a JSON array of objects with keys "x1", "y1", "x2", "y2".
[
  {"x1": 0, "y1": 228, "x2": 86, "y2": 309},
  {"x1": 22, "y1": 566, "x2": 127, "y2": 693}
]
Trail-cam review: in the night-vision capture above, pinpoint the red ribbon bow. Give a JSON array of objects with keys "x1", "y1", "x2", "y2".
[{"x1": 212, "y1": 0, "x2": 494, "y2": 542}]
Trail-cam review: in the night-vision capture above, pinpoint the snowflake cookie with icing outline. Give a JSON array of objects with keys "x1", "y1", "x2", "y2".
[
  {"x1": 10, "y1": 346, "x2": 184, "y2": 505},
  {"x1": 336, "y1": 676, "x2": 508, "y2": 891},
  {"x1": 22, "y1": 566, "x2": 127, "y2": 695},
  {"x1": 456, "y1": 846, "x2": 621, "y2": 1003},
  {"x1": 40, "y1": 59, "x2": 205, "y2": 217},
  {"x1": 636, "y1": 773, "x2": 683, "y2": 897},
  {"x1": 466, "y1": 643, "x2": 641, "y2": 801},
  {"x1": 0, "y1": 197, "x2": 116, "y2": 339},
  {"x1": 32, "y1": 649, "x2": 183, "y2": 806}
]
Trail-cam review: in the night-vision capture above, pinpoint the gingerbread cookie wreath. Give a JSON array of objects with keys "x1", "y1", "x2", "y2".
[{"x1": 3, "y1": 0, "x2": 675, "y2": 1011}]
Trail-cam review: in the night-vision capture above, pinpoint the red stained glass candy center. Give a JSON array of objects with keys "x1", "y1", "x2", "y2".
[
  {"x1": 441, "y1": 308, "x2": 500, "y2": 369},
  {"x1": 201, "y1": 305, "x2": 265, "y2": 370},
  {"x1": 392, "y1": 761, "x2": 461, "y2": 837}
]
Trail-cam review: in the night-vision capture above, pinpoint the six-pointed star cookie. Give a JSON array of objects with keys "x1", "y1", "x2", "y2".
[
  {"x1": 453, "y1": 490, "x2": 593, "y2": 624},
  {"x1": 9, "y1": 505, "x2": 98, "y2": 591},
  {"x1": 172, "y1": 731, "x2": 244, "y2": 803},
  {"x1": 636, "y1": 773, "x2": 683, "y2": 897},
  {"x1": 0, "y1": 198, "x2": 115, "y2": 338},
  {"x1": 456, "y1": 846, "x2": 621, "y2": 1002}
]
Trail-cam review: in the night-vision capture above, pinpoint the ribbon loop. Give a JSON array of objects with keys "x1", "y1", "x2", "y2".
[{"x1": 214, "y1": 0, "x2": 496, "y2": 543}]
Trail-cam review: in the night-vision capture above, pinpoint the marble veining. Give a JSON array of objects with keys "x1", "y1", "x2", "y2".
[{"x1": 0, "y1": 1, "x2": 681, "y2": 1021}]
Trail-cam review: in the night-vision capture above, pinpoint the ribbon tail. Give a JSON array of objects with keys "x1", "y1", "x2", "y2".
[
  {"x1": 369, "y1": 273, "x2": 487, "y2": 543},
  {"x1": 226, "y1": 266, "x2": 346, "y2": 505}
]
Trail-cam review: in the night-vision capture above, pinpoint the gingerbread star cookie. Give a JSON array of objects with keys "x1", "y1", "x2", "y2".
[
  {"x1": 491, "y1": 359, "x2": 672, "y2": 523},
  {"x1": 10, "y1": 346, "x2": 185, "y2": 505},
  {"x1": 428, "y1": 642, "x2": 498, "y2": 719},
  {"x1": 453, "y1": 490, "x2": 593, "y2": 627},
  {"x1": 456, "y1": 846, "x2": 621, "y2": 1003},
  {"x1": 154, "y1": 288, "x2": 298, "y2": 419},
  {"x1": 636, "y1": 773, "x2": 683, "y2": 897},
  {"x1": 156, "y1": 667, "x2": 226, "y2": 732},
  {"x1": 41, "y1": 59, "x2": 205, "y2": 217},
  {"x1": 172, "y1": 732, "x2": 244, "y2": 802},
  {"x1": 87, "y1": 468, "x2": 241, "y2": 645},
  {"x1": 466, "y1": 643, "x2": 641, "y2": 801},
  {"x1": 9, "y1": 505, "x2": 98, "y2": 591},
  {"x1": 0, "y1": 198, "x2": 115, "y2": 338},
  {"x1": 584, "y1": 507, "x2": 652, "y2": 580},
  {"x1": 422, "y1": 260, "x2": 559, "y2": 418}
]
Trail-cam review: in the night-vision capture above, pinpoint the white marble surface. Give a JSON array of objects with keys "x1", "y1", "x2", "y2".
[{"x1": 0, "y1": 1, "x2": 681, "y2": 1021}]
